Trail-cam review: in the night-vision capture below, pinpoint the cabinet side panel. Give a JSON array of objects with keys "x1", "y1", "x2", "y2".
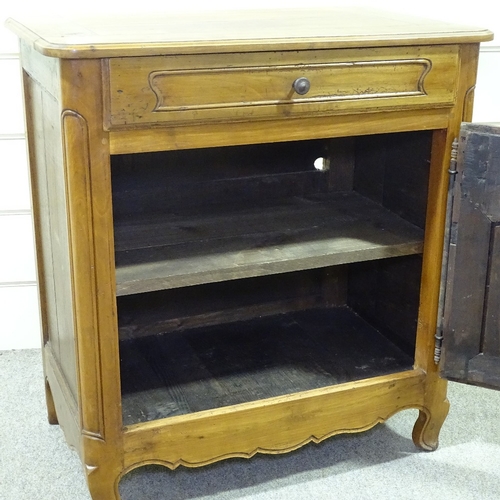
[
  {"x1": 24, "y1": 72, "x2": 78, "y2": 403},
  {"x1": 354, "y1": 131, "x2": 431, "y2": 229},
  {"x1": 347, "y1": 256, "x2": 423, "y2": 355}
]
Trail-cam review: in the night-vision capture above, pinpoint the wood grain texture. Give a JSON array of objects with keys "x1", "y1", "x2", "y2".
[
  {"x1": 58, "y1": 57, "x2": 125, "y2": 492},
  {"x1": 61, "y1": 109, "x2": 105, "y2": 439},
  {"x1": 112, "y1": 135, "x2": 426, "y2": 299},
  {"x1": 117, "y1": 268, "x2": 343, "y2": 340},
  {"x1": 108, "y1": 46, "x2": 458, "y2": 128},
  {"x1": 5, "y1": 8, "x2": 492, "y2": 58},
  {"x1": 122, "y1": 369, "x2": 425, "y2": 469},
  {"x1": 114, "y1": 192, "x2": 424, "y2": 295},
  {"x1": 111, "y1": 139, "x2": 330, "y2": 217},
  {"x1": 109, "y1": 108, "x2": 450, "y2": 156},
  {"x1": 354, "y1": 131, "x2": 432, "y2": 229},
  {"x1": 22, "y1": 69, "x2": 80, "y2": 443},
  {"x1": 412, "y1": 374, "x2": 449, "y2": 451},
  {"x1": 19, "y1": 40, "x2": 60, "y2": 98},
  {"x1": 348, "y1": 256, "x2": 423, "y2": 355},
  {"x1": 440, "y1": 123, "x2": 500, "y2": 388},
  {"x1": 483, "y1": 224, "x2": 500, "y2": 355},
  {"x1": 120, "y1": 306, "x2": 414, "y2": 424}
]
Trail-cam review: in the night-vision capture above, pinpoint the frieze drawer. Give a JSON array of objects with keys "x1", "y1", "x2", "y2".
[{"x1": 106, "y1": 45, "x2": 459, "y2": 128}]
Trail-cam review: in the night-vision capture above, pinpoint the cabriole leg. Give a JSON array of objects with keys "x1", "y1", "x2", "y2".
[{"x1": 412, "y1": 377, "x2": 449, "y2": 451}]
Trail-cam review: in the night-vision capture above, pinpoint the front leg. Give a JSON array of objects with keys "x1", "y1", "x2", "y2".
[
  {"x1": 412, "y1": 376, "x2": 449, "y2": 451},
  {"x1": 85, "y1": 462, "x2": 122, "y2": 500}
]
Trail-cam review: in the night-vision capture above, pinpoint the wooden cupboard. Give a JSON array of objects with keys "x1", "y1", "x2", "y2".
[{"x1": 6, "y1": 8, "x2": 495, "y2": 500}]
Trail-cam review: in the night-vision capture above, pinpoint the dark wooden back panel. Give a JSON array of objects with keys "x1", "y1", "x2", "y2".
[
  {"x1": 112, "y1": 131, "x2": 432, "y2": 342},
  {"x1": 111, "y1": 140, "x2": 330, "y2": 218}
]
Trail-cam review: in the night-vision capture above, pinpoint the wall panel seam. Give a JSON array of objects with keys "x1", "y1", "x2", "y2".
[
  {"x1": 0, "y1": 134, "x2": 25, "y2": 140},
  {"x1": 0, "y1": 210, "x2": 31, "y2": 216},
  {"x1": 0, "y1": 281, "x2": 37, "y2": 287}
]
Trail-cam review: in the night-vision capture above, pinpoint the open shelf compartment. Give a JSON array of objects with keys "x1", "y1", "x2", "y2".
[
  {"x1": 112, "y1": 131, "x2": 431, "y2": 295},
  {"x1": 120, "y1": 304, "x2": 415, "y2": 425},
  {"x1": 118, "y1": 252, "x2": 424, "y2": 425},
  {"x1": 113, "y1": 130, "x2": 432, "y2": 426},
  {"x1": 114, "y1": 191, "x2": 423, "y2": 295}
]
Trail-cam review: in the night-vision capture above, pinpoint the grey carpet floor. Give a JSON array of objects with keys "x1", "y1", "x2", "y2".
[{"x1": 1, "y1": 349, "x2": 499, "y2": 500}]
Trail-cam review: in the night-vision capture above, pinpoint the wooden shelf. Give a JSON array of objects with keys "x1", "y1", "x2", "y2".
[
  {"x1": 120, "y1": 306, "x2": 414, "y2": 425},
  {"x1": 114, "y1": 191, "x2": 424, "y2": 296}
]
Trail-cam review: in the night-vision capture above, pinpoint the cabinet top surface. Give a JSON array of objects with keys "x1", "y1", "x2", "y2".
[{"x1": 6, "y1": 8, "x2": 493, "y2": 58}]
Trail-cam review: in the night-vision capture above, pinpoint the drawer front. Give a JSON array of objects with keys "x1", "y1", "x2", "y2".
[{"x1": 106, "y1": 46, "x2": 459, "y2": 128}]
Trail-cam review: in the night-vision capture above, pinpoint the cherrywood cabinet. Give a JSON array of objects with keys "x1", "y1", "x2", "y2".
[{"x1": 6, "y1": 9, "x2": 494, "y2": 500}]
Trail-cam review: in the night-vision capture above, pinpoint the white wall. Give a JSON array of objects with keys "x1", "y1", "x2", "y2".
[{"x1": 0, "y1": 1, "x2": 498, "y2": 350}]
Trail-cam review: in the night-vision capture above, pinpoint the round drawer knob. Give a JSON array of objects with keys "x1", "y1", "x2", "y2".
[{"x1": 292, "y1": 77, "x2": 311, "y2": 95}]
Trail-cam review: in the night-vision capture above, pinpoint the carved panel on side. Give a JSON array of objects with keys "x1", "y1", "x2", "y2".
[{"x1": 62, "y1": 110, "x2": 105, "y2": 441}]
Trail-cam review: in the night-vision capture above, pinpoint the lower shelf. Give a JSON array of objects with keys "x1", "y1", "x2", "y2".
[{"x1": 120, "y1": 306, "x2": 414, "y2": 425}]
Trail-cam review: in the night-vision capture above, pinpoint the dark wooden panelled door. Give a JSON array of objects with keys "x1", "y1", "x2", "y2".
[{"x1": 440, "y1": 123, "x2": 500, "y2": 389}]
